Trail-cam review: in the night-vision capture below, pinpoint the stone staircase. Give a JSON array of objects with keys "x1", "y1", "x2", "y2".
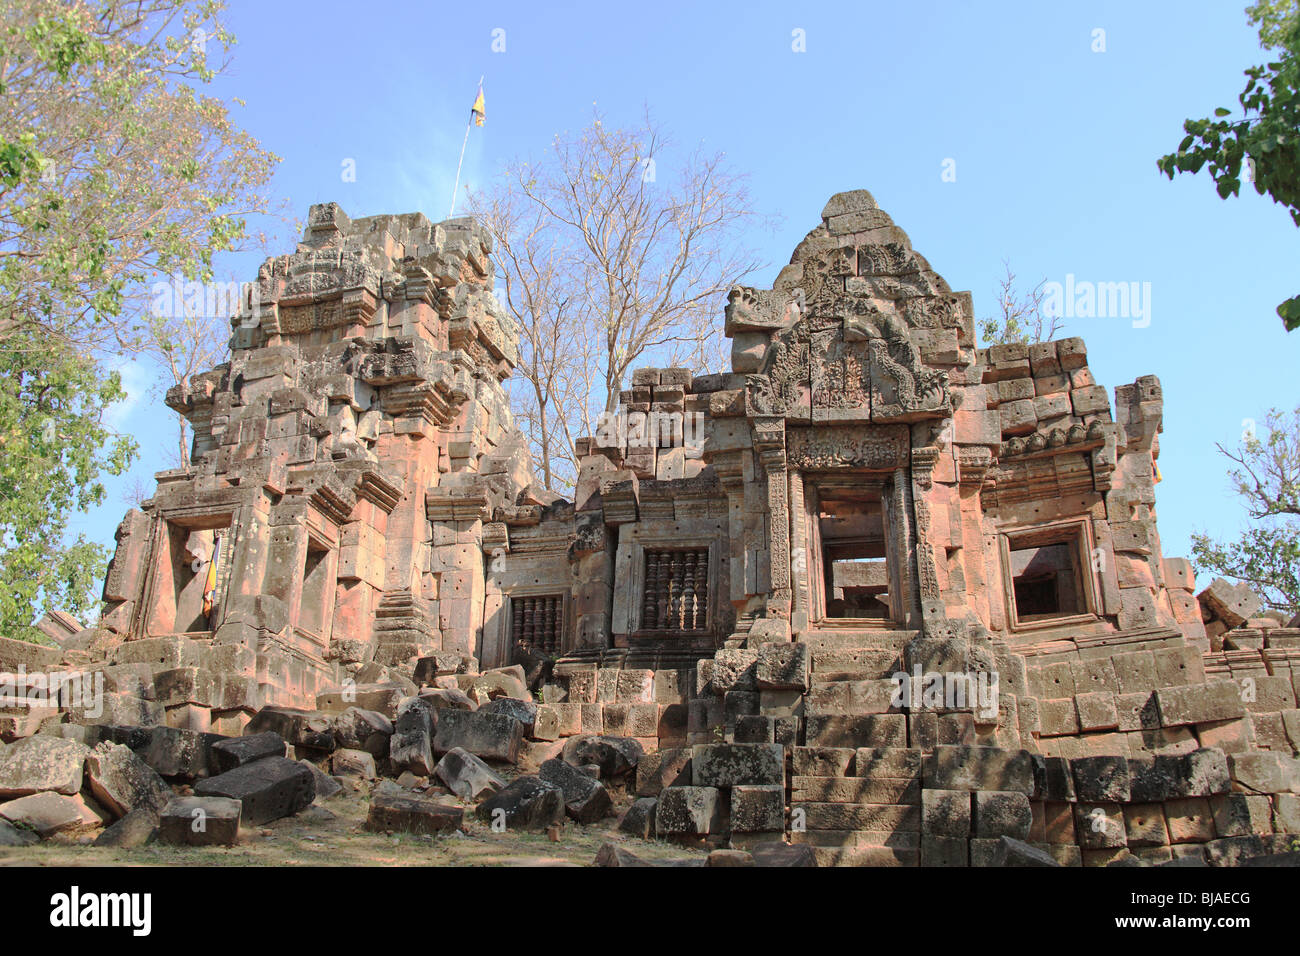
[{"x1": 791, "y1": 627, "x2": 924, "y2": 866}]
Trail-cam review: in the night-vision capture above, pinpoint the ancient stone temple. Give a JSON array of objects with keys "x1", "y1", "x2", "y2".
[{"x1": 7, "y1": 190, "x2": 1297, "y2": 865}]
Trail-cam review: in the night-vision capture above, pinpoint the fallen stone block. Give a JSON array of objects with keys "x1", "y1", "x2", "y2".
[
  {"x1": 539, "y1": 758, "x2": 612, "y2": 824},
  {"x1": 389, "y1": 697, "x2": 435, "y2": 776},
  {"x1": 93, "y1": 807, "x2": 158, "y2": 848},
  {"x1": 159, "y1": 796, "x2": 241, "y2": 847},
  {"x1": 330, "y1": 748, "x2": 377, "y2": 779},
  {"x1": 194, "y1": 756, "x2": 315, "y2": 825},
  {"x1": 329, "y1": 708, "x2": 393, "y2": 757},
  {"x1": 1198, "y1": 578, "x2": 1263, "y2": 629},
  {"x1": 0, "y1": 792, "x2": 103, "y2": 839},
  {"x1": 245, "y1": 707, "x2": 335, "y2": 753},
  {"x1": 618, "y1": 797, "x2": 658, "y2": 838},
  {"x1": 480, "y1": 697, "x2": 538, "y2": 735},
  {"x1": 0, "y1": 818, "x2": 38, "y2": 846},
  {"x1": 594, "y1": 842, "x2": 652, "y2": 866},
  {"x1": 300, "y1": 759, "x2": 343, "y2": 800},
  {"x1": 0, "y1": 735, "x2": 89, "y2": 797},
  {"x1": 365, "y1": 792, "x2": 463, "y2": 834},
  {"x1": 209, "y1": 732, "x2": 286, "y2": 774},
  {"x1": 560, "y1": 735, "x2": 644, "y2": 778},
  {"x1": 84, "y1": 742, "x2": 170, "y2": 819},
  {"x1": 144, "y1": 726, "x2": 223, "y2": 779},
  {"x1": 434, "y1": 747, "x2": 505, "y2": 801},
  {"x1": 475, "y1": 776, "x2": 565, "y2": 831},
  {"x1": 418, "y1": 687, "x2": 476, "y2": 712},
  {"x1": 991, "y1": 836, "x2": 1062, "y2": 867},
  {"x1": 433, "y1": 710, "x2": 523, "y2": 763}
]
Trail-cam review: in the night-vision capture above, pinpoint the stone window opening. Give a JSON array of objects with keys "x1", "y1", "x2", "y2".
[
  {"x1": 640, "y1": 547, "x2": 710, "y2": 632},
  {"x1": 803, "y1": 478, "x2": 899, "y2": 625},
  {"x1": 1002, "y1": 522, "x2": 1097, "y2": 629},
  {"x1": 297, "y1": 538, "x2": 335, "y2": 643},
  {"x1": 145, "y1": 517, "x2": 231, "y2": 636},
  {"x1": 509, "y1": 594, "x2": 565, "y2": 658}
]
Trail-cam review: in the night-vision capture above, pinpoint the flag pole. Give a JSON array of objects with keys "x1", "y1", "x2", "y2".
[{"x1": 449, "y1": 75, "x2": 484, "y2": 219}]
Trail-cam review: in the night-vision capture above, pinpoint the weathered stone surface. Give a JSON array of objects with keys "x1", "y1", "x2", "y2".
[
  {"x1": 656, "y1": 786, "x2": 722, "y2": 835},
  {"x1": 924, "y1": 746, "x2": 1035, "y2": 795},
  {"x1": 972, "y1": 791, "x2": 1032, "y2": 840},
  {"x1": 618, "y1": 797, "x2": 658, "y2": 838},
  {"x1": 84, "y1": 742, "x2": 170, "y2": 818},
  {"x1": 0, "y1": 792, "x2": 102, "y2": 838},
  {"x1": 159, "y1": 796, "x2": 241, "y2": 847},
  {"x1": 365, "y1": 792, "x2": 463, "y2": 834},
  {"x1": 144, "y1": 727, "x2": 223, "y2": 779},
  {"x1": 433, "y1": 710, "x2": 523, "y2": 763},
  {"x1": 210, "y1": 732, "x2": 287, "y2": 774},
  {"x1": 539, "y1": 758, "x2": 612, "y2": 823},
  {"x1": 0, "y1": 735, "x2": 89, "y2": 797},
  {"x1": 560, "y1": 735, "x2": 644, "y2": 778},
  {"x1": 730, "y1": 784, "x2": 784, "y2": 832},
  {"x1": 331, "y1": 748, "x2": 377, "y2": 779},
  {"x1": 245, "y1": 708, "x2": 335, "y2": 752},
  {"x1": 193, "y1": 756, "x2": 315, "y2": 825},
  {"x1": 329, "y1": 708, "x2": 393, "y2": 757},
  {"x1": 93, "y1": 807, "x2": 159, "y2": 848},
  {"x1": 691, "y1": 743, "x2": 783, "y2": 787},
  {"x1": 300, "y1": 759, "x2": 343, "y2": 800},
  {"x1": 480, "y1": 697, "x2": 538, "y2": 735},
  {"x1": 434, "y1": 747, "x2": 505, "y2": 801},
  {"x1": 0, "y1": 818, "x2": 39, "y2": 846},
  {"x1": 475, "y1": 776, "x2": 565, "y2": 831}
]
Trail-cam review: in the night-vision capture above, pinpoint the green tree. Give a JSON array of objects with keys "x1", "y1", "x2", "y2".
[
  {"x1": 1157, "y1": 9, "x2": 1300, "y2": 330},
  {"x1": 1191, "y1": 407, "x2": 1300, "y2": 617},
  {"x1": 0, "y1": 0, "x2": 278, "y2": 638}
]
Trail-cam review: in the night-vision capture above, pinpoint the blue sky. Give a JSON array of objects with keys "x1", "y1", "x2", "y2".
[{"x1": 78, "y1": 0, "x2": 1299, "y2": 597}]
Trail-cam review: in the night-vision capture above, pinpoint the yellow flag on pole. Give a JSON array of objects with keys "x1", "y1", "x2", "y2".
[{"x1": 471, "y1": 85, "x2": 485, "y2": 127}]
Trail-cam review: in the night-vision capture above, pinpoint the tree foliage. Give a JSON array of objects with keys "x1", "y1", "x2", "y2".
[
  {"x1": 0, "y1": 0, "x2": 277, "y2": 636},
  {"x1": 1191, "y1": 407, "x2": 1300, "y2": 616},
  {"x1": 1157, "y1": 11, "x2": 1300, "y2": 330}
]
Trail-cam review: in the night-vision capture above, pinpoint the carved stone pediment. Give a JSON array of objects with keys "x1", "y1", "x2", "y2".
[{"x1": 743, "y1": 311, "x2": 949, "y2": 423}]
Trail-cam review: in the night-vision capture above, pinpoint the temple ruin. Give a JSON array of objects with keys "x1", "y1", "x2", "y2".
[{"x1": 4, "y1": 189, "x2": 1297, "y2": 865}]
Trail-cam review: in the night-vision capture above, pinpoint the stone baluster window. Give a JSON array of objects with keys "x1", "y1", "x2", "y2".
[
  {"x1": 510, "y1": 594, "x2": 564, "y2": 656},
  {"x1": 642, "y1": 548, "x2": 709, "y2": 631}
]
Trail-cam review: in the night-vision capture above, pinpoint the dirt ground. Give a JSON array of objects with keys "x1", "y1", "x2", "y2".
[{"x1": 0, "y1": 780, "x2": 708, "y2": 868}]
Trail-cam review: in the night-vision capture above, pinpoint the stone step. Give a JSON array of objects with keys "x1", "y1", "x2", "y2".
[
  {"x1": 802, "y1": 629, "x2": 918, "y2": 654},
  {"x1": 792, "y1": 828, "x2": 921, "y2": 850},
  {"x1": 811, "y1": 648, "x2": 905, "y2": 681}
]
